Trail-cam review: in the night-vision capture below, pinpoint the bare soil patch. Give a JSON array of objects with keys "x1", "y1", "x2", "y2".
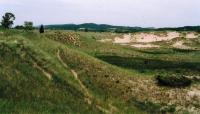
[{"x1": 131, "y1": 44, "x2": 160, "y2": 48}]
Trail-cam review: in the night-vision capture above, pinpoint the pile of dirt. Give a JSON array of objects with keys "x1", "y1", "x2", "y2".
[{"x1": 46, "y1": 31, "x2": 80, "y2": 46}]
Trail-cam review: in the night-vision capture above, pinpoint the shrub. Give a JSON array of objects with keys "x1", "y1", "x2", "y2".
[
  {"x1": 156, "y1": 75, "x2": 192, "y2": 87},
  {"x1": 45, "y1": 31, "x2": 80, "y2": 46},
  {"x1": 24, "y1": 21, "x2": 34, "y2": 30},
  {"x1": 39, "y1": 25, "x2": 44, "y2": 33}
]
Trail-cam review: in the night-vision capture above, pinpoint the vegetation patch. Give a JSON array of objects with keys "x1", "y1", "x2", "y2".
[
  {"x1": 131, "y1": 99, "x2": 176, "y2": 114},
  {"x1": 156, "y1": 75, "x2": 192, "y2": 87},
  {"x1": 45, "y1": 31, "x2": 80, "y2": 46}
]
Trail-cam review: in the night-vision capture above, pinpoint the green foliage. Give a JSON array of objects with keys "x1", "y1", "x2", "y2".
[
  {"x1": 1, "y1": 12, "x2": 15, "y2": 29},
  {"x1": 0, "y1": 37, "x2": 101, "y2": 114},
  {"x1": 156, "y1": 75, "x2": 192, "y2": 87},
  {"x1": 45, "y1": 23, "x2": 200, "y2": 33},
  {"x1": 24, "y1": 21, "x2": 34, "y2": 30},
  {"x1": 0, "y1": 29, "x2": 199, "y2": 113},
  {"x1": 132, "y1": 100, "x2": 176, "y2": 114},
  {"x1": 15, "y1": 25, "x2": 24, "y2": 29}
]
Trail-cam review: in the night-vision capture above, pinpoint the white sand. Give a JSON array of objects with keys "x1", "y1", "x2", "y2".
[
  {"x1": 187, "y1": 90, "x2": 200, "y2": 99},
  {"x1": 133, "y1": 32, "x2": 180, "y2": 43},
  {"x1": 99, "y1": 39, "x2": 112, "y2": 42},
  {"x1": 186, "y1": 33, "x2": 198, "y2": 39},
  {"x1": 131, "y1": 44, "x2": 160, "y2": 48},
  {"x1": 113, "y1": 32, "x2": 180, "y2": 44},
  {"x1": 172, "y1": 41, "x2": 191, "y2": 49},
  {"x1": 113, "y1": 34, "x2": 131, "y2": 44}
]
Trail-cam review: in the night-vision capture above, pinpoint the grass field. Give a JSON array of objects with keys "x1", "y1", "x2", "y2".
[{"x1": 0, "y1": 29, "x2": 199, "y2": 113}]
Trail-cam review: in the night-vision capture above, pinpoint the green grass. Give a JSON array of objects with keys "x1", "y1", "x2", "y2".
[{"x1": 0, "y1": 29, "x2": 199, "y2": 113}]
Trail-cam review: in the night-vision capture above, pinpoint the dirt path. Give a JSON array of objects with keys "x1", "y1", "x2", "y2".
[
  {"x1": 34, "y1": 63, "x2": 52, "y2": 80},
  {"x1": 57, "y1": 49, "x2": 115, "y2": 114}
]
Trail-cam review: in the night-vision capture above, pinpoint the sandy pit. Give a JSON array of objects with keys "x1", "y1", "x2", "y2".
[{"x1": 131, "y1": 44, "x2": 160, "y2": 48}]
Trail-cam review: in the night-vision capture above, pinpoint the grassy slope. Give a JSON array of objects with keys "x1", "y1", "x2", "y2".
[
  {"x1": 0, "y1": 30, "x2": 103, "y2": 114},
  {"x1": 0, "y1": 29, "x2": 199, "y2": 113}
]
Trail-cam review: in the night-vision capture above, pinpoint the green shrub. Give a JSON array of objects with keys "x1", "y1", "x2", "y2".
[{"x1": 156, "y1": 75, "x2": 192, "y2": 87}]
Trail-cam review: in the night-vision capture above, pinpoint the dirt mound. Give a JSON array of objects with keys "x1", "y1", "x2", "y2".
[{"x1": 46, "y1": 31, "x2": 80, "y2": 46}]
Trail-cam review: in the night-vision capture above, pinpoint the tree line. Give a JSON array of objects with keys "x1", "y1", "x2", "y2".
[{"x1": 0, "y1": 12, "x2": 44, "y2": 33}]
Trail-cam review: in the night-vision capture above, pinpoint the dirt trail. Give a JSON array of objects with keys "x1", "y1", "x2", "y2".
[
  {"x1": 57, "y1": 49, "x2": 115, "y2": 114},
  {"x1": 131, "y1": 44, "x2": 160, "y2": 48},
  {"x1": 34, "y1": 63, "x2": 52, "y2": 80}
]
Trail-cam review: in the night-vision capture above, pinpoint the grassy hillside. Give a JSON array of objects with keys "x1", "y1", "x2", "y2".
[{"x1": 0, "y1": 29, "x2": 199, "y2": 113}]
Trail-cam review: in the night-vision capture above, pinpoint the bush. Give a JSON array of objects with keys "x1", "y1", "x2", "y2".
[
  {"x1": 45, "y1": 31, "x2": 80, "y2": 46},
  {"x1": 24, "y1": 21, "x2": 34, "y2": 30},
  {"x1": 156, "y1": 75, "x2": 192, "y2": 87}
]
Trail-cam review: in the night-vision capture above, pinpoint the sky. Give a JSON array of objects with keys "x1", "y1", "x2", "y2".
[{"x1": 0, "y1": 0, "x2": 200, "y2": 28}]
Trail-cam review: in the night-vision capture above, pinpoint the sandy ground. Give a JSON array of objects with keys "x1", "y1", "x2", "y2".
[
  {"x1": 172, "y1": 41, "x2": 191, "y2": 49},
  {"x1": 131, "y1": 44, "x2": 160, "y2": 48},
  {"x1": 99, "y1": 39, "x2": 112, "y2": 42},
  {"x1": 186, "y1": 33, "x2": 198, "y2": 39},
  {"x1": 187, "y1": 90, "x2": 200, "y2": 99},
  {"x1": 112, "y1": 32, "x2": 180, "y2": 43},
  {"x1": 113, "y1": 34, "x2": 132, "y2": 44},
  {"x1": 99, "y1": 32, "x2": 199, "y2": 49},
  {"x1": 34, "y1": 63, "x2": 52, "y2": 80},
  {"x1": 133, "y1": 32, "x2": 180, "y2": 43}
]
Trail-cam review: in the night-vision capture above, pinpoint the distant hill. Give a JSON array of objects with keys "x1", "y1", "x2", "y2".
[
  {"x1": 44, "y1": 23, "x2": 151, "y2": 33},
  {"x1": 157, "y1": 26, "x2": 200, "y2": 32},
  {"x1": 44, "y1": 23, "x2": 200, "y2": 33}
]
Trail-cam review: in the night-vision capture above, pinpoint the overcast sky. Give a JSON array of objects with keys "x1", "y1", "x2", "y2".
[{"x1": 0, "y1": 0, "x2": 200, "y2": 27}]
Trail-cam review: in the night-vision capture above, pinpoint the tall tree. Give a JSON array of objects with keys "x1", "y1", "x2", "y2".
[
  {"x1": 1, "y1": 12, "x2": 15, "y2": 29},
  {"x1": 39, "y1": 25, "x2": 44, "y2": 33}
]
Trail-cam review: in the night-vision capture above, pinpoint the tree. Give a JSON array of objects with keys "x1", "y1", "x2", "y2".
[
  {"x1": 24, "y1": 21, "x2": 34, "y2": 30},
  {"x1": 15, "y1": 25, "x2": 24, "y2": 29},
  {"x1": 39, "y1": 25, "x2": 44, "y2": 33},
  {"x1": 1, "y1": 12, "x2": 15, "y2": 29}
]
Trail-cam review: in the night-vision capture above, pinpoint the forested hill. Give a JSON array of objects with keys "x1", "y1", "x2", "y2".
[
  {"x1": 44, "y1": 23, "x2": 200, "y2": 33},
  {"x1": 44, "y1": 23, "x2": 150, "y2": 33}
]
